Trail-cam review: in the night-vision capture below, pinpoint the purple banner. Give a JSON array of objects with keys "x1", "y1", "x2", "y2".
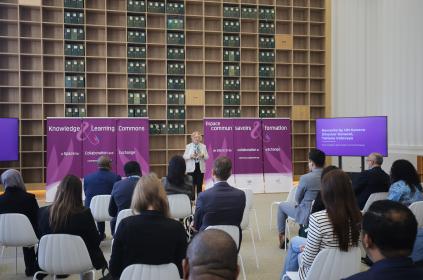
[
  {"x1": 262, "y1": 119, "x2": 292, "y2": 174},
  {"x1": 46, "y1": 118, "x2": 83, "y2": 185},
  {"x1": 116, "y1": 118, "x2": 150, "y2": 176},
  {"x1": 204, "y1": 119, "x2": 234, "y2": 184},
  {"x1": 82, "y1": 119, "x2": 117, "y2": 175},
  {"x1": 233, "y1": 119, "x2": 264, "y2": 174}
]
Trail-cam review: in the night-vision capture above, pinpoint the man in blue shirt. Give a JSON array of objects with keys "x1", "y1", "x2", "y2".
[
  {"x1": 344, "y1": 200, "x2": 423, "y2": 280},
  {"x1": 108, "y1": 161, "x2": 142, "y2": 234},
  {"x1": 84, "y1": 156, "x2": 120, "y2": 240}
]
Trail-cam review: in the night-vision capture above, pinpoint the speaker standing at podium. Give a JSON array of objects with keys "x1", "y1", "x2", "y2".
[{"x1": 184, "y1": 131, "x2": 208, "y2": 198}]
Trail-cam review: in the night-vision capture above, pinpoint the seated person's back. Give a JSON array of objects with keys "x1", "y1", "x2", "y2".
[
  {"x1": 162, "y1": 155, "x2": 194, "y2": 200},
  {"x1": 0, "y1": 169, "x2": 39, "y2": 276},
  {"x1": 387, "y1": 159, "x2": 423, "y2": 206},
  {"x1": 344, "y1": 200, "x2": 423, "y2": 280},
  {"x1": 194, "y1": 156, "x2": 246, "y2": 231},
  {"x1": 109, "y1": 173, "x2": 187, "y2": 278},
  {"x1": 354, "y1": 153, "x2": 390, "y2": 209},
  {"x1": 108, "y1": 161, "x2": 142, "y2": 233},
  {"x1": 38, "y1": 175, "x2": 107, "y2": 270},
  {"x1": 183, "y1": 229, "x2": 239, "y2": 280},
  {"x1": 83, "y1": 155, "x2": 121, "y2": 208}
]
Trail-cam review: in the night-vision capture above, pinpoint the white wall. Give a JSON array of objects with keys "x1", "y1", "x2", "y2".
[{"x1": 331, "y1": 0, "x2": 423, "y2": 172}]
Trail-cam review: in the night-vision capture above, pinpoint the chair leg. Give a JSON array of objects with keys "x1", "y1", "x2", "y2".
[
  {"x1": 248, "y1": 227, "x2": 260, "y2": 269},
  {"x1": 284, "y1": 219, "x2": 290, "y2": 251},
  {"x1": 0, "y1": 245, "x2": 5, "y2": 261},
  {"x1": 269, "y1": 204, "x2": 274, "y2": 230},
  {"x1": 15, "y1": 247, "x2": 17, "y2": 274},
  {"x1": 252, "y1": 209, "x2": 262, "y2": 241},
  {"x1": 239, "y1": 254, "x2": 247, "y2": 280}
]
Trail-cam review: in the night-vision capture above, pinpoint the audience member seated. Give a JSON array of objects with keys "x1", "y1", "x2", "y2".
[
  {"x1": 354, "y1": 153, "x2": 390, "y2": 209},
  {"x1": 108, "y1": 161, "x2": 141, "y2": 234},
  {"x1": 412, "y1": 228, "x2": 423, "y2": 266},
  {"x1": 0, "y1": 169, "x2": 39, "y2": 276},
  {"x1": 162, "y1": 155, "x2": 194, "y2": 200},
  {"x1": 387, "y1": 159, "x2": 423, "y2": 206},
  {"x1": 109, "y1": 173, "x2": 187, "y2": 279},
  {"x1": 344, "y1": 200, "x2": 423, "y2": 280},
  {"x1": 282, "y1": 169, "x2": 361, "y2": 280},
  {"x1": 83, "y1": 156, "x2": 121, "y2": 240},
  {"x1": 183, "y1": 229, "x2": 239, "y2": 280},
  {"x1": 277, "y1": 149, "x2": 325, "y2": 249},
  {"x1": 193, "y1": 156, "x2": 245, "y2": 232},
  {"x1": 310, "y1": 165, "x2": 339, "y2": 214},
  {"x1": 38, "y1": 175, "x2": 107, "y2": 275}
]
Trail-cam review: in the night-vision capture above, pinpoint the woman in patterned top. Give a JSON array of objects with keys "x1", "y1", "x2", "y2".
[
  {"x1": 281, "y1": 169, "x2": 362, "y2": 280},
  {"x1": 387, "y1": 159, "x2": 423, "y2": 206}
]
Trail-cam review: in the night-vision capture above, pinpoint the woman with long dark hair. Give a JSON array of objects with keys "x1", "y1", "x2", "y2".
[
  {"x1": 388, "y1": 159, "x2": 423, "y2": 206},
  {"x1": 37, "y1": 175, "x2": 107, "y2": 276},
  {"x1": 281, "y1": 169, "x2": 362, "y2": 279},
  {"x1": 162, "y1": 155, "x2": 194, "y2": 200},
  {"x1": 109, "y1": 173, "x2": 187, "y2": 279}
]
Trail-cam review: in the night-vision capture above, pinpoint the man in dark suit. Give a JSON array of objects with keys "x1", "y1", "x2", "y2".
[
  {"x1": 354, "y1": 152, "x2": 390, "y2": 209},
  {"x1": 343, "y1": 200, "x2": 423, "y2": 280},
  {"x1": 108, "y1": 161, "x2": 142, "y2": 234},
  {"x1": 193, "y1": 156, "x2": 246, "y2": 232},
  {"x1": 84, "y1": 156, "x2": 121, "y2": 240}
]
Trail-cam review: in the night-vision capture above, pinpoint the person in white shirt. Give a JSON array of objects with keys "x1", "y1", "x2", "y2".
[{"x1": 183, "y1": 131, "x2": 209, "y2": 198}]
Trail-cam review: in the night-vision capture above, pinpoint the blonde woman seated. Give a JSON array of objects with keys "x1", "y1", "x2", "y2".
[
  {"x1": 109, "y1": 173, "x2": 187, "y2": 279},
  {"x1": 281, "y1": 169, "x2": 362, "y2": 279}
]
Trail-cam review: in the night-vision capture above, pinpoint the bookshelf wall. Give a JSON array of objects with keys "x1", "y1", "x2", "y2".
[{"x1": 0, "y1": 0, "x2": 329, "y2": 184}]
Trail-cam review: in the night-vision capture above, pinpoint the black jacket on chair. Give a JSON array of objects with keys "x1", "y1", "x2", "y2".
[
  {"x1": 354, "y1": 166, "x2": 390, "y2": 209},
  {"x1": 0, "y1": 188, "x2": 39, "y2": 234},
  {"x1": 37, "y1": 206, "x2": 107, "y2": 270},
  {"x1": 109, "y1": 210, "x2": 187, "y2": 279}
]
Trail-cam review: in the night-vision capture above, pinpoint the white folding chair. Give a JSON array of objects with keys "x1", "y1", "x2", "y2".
[
  {"x1": 240, "y1": 188, "x2": 259, "y2": 268},
  {"x1": 362, "y1": 192, "x2": 388, "y2": 212},
  {"x1": 34, "y1": 234, "x2": 95, "y2": 280},
  {"x1": 115, "y1": 209, "x2": 135, "y2": 232},
  {"x1": 409, "y1": 201, "x2": 423, "y2": 227},
  {"x1": 282, "y1": 247, "x2": 361, "y2": 280},
  {"x1": 269, "y1": 184, "x2": 297, "y2": 230},
  {"x1": 167, "y1": 194, "x2": 192, "y2": 219},
  {"x1": 112, "y1": 209, "x2": 136, "y2": 251},
  {"x1": 206, "y1": 225, "x2": 246, "y2": 280},
  {"x1": 90, "y1": 194, "x2": 113, "y2": 222},
  {"x1": 0, "y1": 213, "x2": 39, "y2": 274},
  {"x1": 240, "y1": 188, "x2": 261, "y2": 240},
  {"x1": 120, "y1": 263, "x2": 180, "y2": 280}
]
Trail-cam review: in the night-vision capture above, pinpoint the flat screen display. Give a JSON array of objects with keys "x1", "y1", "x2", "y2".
[
  {"x1": 316, "y1": 116, "x2": 388, "y2": 156},
  {"x1": 0, "y1": 118, "x2": 19, "y2": 161}
]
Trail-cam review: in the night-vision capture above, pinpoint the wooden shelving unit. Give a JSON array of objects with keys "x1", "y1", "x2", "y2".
[
  {"x1": 0, "y1": 0, "x2": 329, "y2": 183},
  {"x1": 418, "y1": 156, "x2": 423, "y2": 182}
]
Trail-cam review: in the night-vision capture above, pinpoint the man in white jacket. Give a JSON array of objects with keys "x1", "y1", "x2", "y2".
[{"x1": 183, "y1": 131, "x2": 209, "y2": 198}]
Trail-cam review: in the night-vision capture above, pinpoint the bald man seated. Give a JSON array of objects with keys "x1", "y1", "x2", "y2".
[
  {"x1": 183, "y1": 229, "x2": 239, "y2": 280},
  {"x1": 354, "y1": 152, "x2": 390, "y2": 209}
]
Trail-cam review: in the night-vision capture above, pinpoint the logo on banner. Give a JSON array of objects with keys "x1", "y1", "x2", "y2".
[
  {"x1": 250, "y1": 120, "x2": 271, "y2": 143},
  {"x1": 76, "y1": 121, "x2": 100, "y2": 145}
]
